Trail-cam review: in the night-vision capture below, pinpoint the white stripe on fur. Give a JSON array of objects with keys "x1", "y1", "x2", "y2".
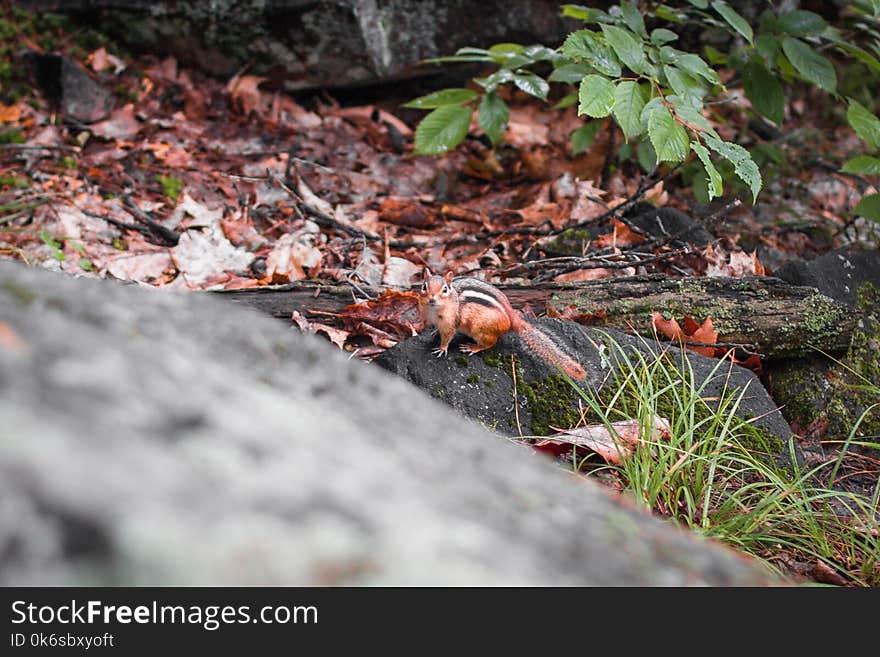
[{"x1": 460, "y1": 289, "x2": 506, "y2": 313}]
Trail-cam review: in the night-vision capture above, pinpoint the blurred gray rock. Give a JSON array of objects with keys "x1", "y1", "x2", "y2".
[{"x1": 0, "y1": 260, "x2": 777, "y2": 585}]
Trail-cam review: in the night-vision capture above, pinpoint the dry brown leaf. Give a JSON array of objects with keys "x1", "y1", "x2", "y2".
[
  {"x1": 340, "y1": 290, "x2": 422, "y2": 337},
  {"x1": 291, "y1": 311, "x2": 349, "y2": 349},
  {"x1": 651, "y1": 312, "x2": 718, "y2": 358},
  {"x1": 382, "y1": 256, "x2": 421, "y2": 288},
  {"x1": 704, "y1": 245, "x2": 763, "y2": 277},
  {"x1": 811, "y1": 560, "x2": 848, "y2": 586},
  {"x1": 104, "y1": 252, "x2": 174, "y2": 282},
  {"x1": 0, "y1": 102, "x2": 23, "y2": 123},
  {"x1": 87, "y1": 46, "x2": 126, "y2": 74},
  {"x1": 595, "y1": 219, "x2": 646, "y2": 247},
  {"x1": 90, "y1": 105, "x2": 141, "y2": 141},
  {"x1": 536, "y1": 417, "x2": 671, "y2": 464},
  {"x1": 554, "y1": 268, "x2": 624, "y2": 282},
  {"x1": 378, "y1": 198, "x2": 435, "y2": 229},
  {"x1": 264, "y1": 231, "x2": 323, "y2": 283},
  {"x1": 227, "y1": 74, "x2": 266, "y2": 117}
]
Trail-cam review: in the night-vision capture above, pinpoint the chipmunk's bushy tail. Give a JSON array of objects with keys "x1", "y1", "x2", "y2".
[{"x1": 511, "y1": 318, "x2": 586, "y2": 380}]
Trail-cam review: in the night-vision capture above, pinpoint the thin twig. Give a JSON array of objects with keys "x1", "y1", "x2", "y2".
[
  {"x1": 121, "y1": 195, "x2": 180, "y2": 246},
  {"x1": 0, "y1": 144, "x2": 80, "y2": 152}
]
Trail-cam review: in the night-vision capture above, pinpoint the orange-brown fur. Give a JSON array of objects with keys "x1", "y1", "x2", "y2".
[{"x1": 418, "y1": 270, "x2": 586, "y2": 380}]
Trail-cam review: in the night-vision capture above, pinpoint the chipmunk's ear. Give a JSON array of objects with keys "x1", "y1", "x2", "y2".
[
  {"x1": 422, "y1": 266, "x2": 433, "y2": 280},
  {"x1": 443, "y1": 270, "x2": 454, "y2": 284}
]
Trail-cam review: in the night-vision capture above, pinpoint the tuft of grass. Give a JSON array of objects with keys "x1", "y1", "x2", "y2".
[
  {"x1": 541, "y1": 334, "x2": 879, "y2": 586},
  {"x1": 156, "y1": 174, "x2": 184, "y2": 203}
]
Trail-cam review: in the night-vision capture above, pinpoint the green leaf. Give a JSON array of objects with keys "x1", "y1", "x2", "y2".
[
  {"x1": 578, "y1": 74, "x2": 616, "y2": 118},
  {"x1": 663, "y1": 65, "x2": 705, "y2": 105},
  {"x1": 676, "y1": 53, "x2": 721, "y2": 85},
  {"x1": 512, "y1": 72, "x2": 549, "y2": 100},
  {"x1": 549, "y1": 62, "x2": 595, "y2": 83},
  {"x1": 413, "y1": 105, "x2": 472, "y2": 155},
  {"x1": 561, "y1": 4, "x2": 612, "y2": 22},
  {"x1": 601, "y1": 24, "x2": 648, "y2": 73},
  {"x1": 478, "y1": 92, "x2": 509, "y2": 146},
  {"x1": 612, "y1": 80, "x2": 646, "y2": 140},
  {"x1": 620, "y1": 2, "x2": 645, "y2": 36},
  {"x1": 647, "y1": 105, "x2": 690, "y2": 163},
  {"x1": 553, "y1": 92, "x2": 579, "y2": 110},
  {"x1": 650, "y1": 28, "x2": 678, "y2": 45},
  {"x1": 781, "y1": 37, "x2": 836, "y2": 92},
  {"x1": 832, "y1": 41, "x2": 880, "y2": 74},
  {"x1": 841, "y1": 155, "x2": 880, "y2": 175},
  {"x1": 704, "y1": 133, "x2": 762, "y2": 201},
  {"x1": 691, "y1": 141, "x2": 723, "y2": 200},
  {"x1": 675, "y1": 106, "x2": 719, "y2": 137},
  {"x1": 847, "y1": 100, "x2": 880, "y2": 149},
  {"x1": 571, "y1": 121, "x2": 602, "y2": 155},
  {"x1": 742, "y1": 61, "x2": 784, "y2": 124},
  {"x1": 711, "y1": 1, "x2": 753, "y2": 44},
  {"x1": 402, "y1": 88, "x2": 478, "y2": 109},
  {"x1": 654, "y1": 5, "x2": 685, "y2": 23},
  {"x1": 755, "y1": 34, "x2": 780, "y2": 64},
  {"x1": 686, "y1": 0, "x2": 708, "y2": 8},
  {"x1": 474, "y1": 69, "x2": 515, "y2": 92},
  {"x1": 637, "y1": 139, "x2": 657, "y2": 172},
  {"x1": 489, "y1": 43, "x2": 524, "y2": 54},
  {"x1": 640, "y1": 97, "x2": 665, "y2": 133},
  {"x1": 561, "y1": 30, "x2": 622, "y2": 77},
  {"x1": 853, "y1": 193, "x2": 880, "y2": 222},
  {"x1": 777, "y1": 10, "x2": 827, "y2": 36}
]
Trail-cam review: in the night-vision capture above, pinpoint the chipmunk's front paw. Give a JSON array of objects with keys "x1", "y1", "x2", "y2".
[{"x1": 432, "y1": 346, "x2": 449, "y2": 358}]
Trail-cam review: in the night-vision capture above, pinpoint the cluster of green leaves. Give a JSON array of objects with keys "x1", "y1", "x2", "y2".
[
  {"x1": 405, "y1": 1, "x2": 880, "y2": 207},
  {"x1": 844, "y1": 100, "x2": 880, "y2": 221}
]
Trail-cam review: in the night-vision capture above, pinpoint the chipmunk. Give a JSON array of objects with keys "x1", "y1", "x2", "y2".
[{"x1": 418, "y1": 270, "x2": 587, "y2": 381}]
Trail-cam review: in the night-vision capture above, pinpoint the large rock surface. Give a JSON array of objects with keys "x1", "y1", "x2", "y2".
[
  {"x1": 0, "y1": 260, "x2": 777, "y2": 585},
  {"x1": 19, "y1": 0, "x2": 582, "y2": 89}
]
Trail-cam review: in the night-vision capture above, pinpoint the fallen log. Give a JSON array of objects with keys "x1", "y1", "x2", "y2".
[{"x1": 212, "y1": 274, "x2": 857, "y2": 359}]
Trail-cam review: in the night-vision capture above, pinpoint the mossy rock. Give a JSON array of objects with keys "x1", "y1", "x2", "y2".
[
  {"x1": 768, "y1": 282, "x2": 880, "y2": 449},
  {"x1": 375, "y1": 321, "x2": 796, "y2": 465}
]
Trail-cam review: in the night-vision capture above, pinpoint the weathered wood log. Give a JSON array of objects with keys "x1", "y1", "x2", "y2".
[{"x1": 211, "y1": 275, "x2": 858, "y2": 359}]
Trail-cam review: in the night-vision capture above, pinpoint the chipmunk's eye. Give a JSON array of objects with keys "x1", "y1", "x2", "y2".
[
  {"x1": 441, "y1": 283, "x2": 449, "y2": 294},
  {"x1": 421, "y1": 281, "x2": 427, "y2": 292}
]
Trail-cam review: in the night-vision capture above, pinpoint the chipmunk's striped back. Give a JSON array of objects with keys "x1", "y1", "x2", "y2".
[{"x1": 418, "y1": 272, "x2": 586, "y2": 380}]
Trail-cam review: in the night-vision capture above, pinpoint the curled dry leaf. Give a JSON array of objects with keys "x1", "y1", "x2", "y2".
[
  {"x1": 340, "y1": 290, "x2": 422, "y2": 338},
  {"x1": 90, "y1": 105, "x2": 141, "y2": 141},
  {"x1": 553, "y1": 267, "x2": 627, "y2": 282},
  {"x1": 87, "y1": 46, "x2": 126, "y2": 74},
  {"x1": 382, "y1": 256, "x2": 421, "y2": 288},
  {"x1": 651, "y1": 312, "x2": 718, "y2": 358},
  {"x1": 536, "y1": 416, "x2": 671, "y2": 465},
  {"x1": 291, "y1": 310, "x2": 350, "y2": 350},
  {"x1": 264, "y1": 228, "x2": 323, "y2": 283},
  {"x1": 378, "y1": 198, "x2": 435, "y2": 229},
  {"x1": 104, "y1": 251, "x2": 174, "y2": 282},
  {"x1": 0, "y1": 102, "x2": 23, "y2": 123},
  {"x1": 595, "y1": 219, "x2": 646, "y2": 248},
  {"x1": 227, "y1": 74, "x2": 266, "y2": 117},
  {"x1": 704, "y1": 245, "x2": 765, "y2": 277}
]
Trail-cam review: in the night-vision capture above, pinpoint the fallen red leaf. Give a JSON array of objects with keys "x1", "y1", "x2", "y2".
[{"x1": 340, "y1": 290, "x2": 422, "y2": 338}]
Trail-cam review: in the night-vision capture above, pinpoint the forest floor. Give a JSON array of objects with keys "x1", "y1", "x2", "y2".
[{"x1": 0, "y1": 17, "x2": 878, "y2": 585}]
